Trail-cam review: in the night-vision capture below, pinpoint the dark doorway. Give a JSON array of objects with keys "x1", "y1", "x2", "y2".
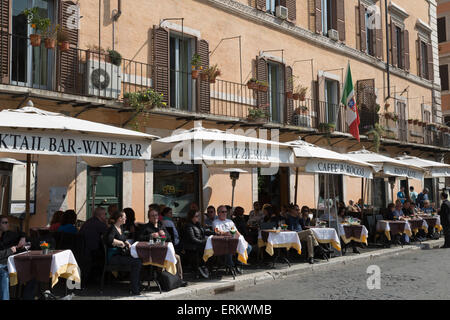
[{"x1": 258, "y1": 167, "x2": 289, "y2": 212}]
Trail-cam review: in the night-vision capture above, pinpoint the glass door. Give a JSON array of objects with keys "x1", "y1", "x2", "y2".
[
  {"x1": 170, "y1": 34, "x2": 193, "y2": 111},
  {"x1": 268, "y1": 62, "x2": 284, "y2": 123},
  {"x1": 325, "y1": 79, "x2": 338, "y2": 124},
  {"x1": 11, "y1": 0, "x2": 54, "y2": 89}
]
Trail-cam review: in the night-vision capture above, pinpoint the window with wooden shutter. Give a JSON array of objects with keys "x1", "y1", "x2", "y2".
[
  {"x1": 314, "y1": 0, "x2": 322, "y2": 34},
  {"x1": 197, "y1": 39, "x2": 210, "y2": 114},
  {"x1": 427, "y1": 42, "x2": 434, "y2": 81},
  {"x1": 356, "y1": 79, "x2": 377, "y2": 134},
  {"x1": 256, "y1": 56, "x2": 269, "y2": 115},
  {"x1": 375, "y1": 25, "x2": 383, "y2": 59},
  {"x1": 57, "y1": 1, "x2": 79, "y2": 93},
  {"x1": 285, "y1": 65, "x2": 294, "y2": 124},
  {"x1": 417, "y1": 36, "x2": 422, "y2": 78},
  {"x1": 256, "y1": 0, "x2": 266, "y2": 11},
  {"x1": 440, "y1": 65, "x2": 449, "y2": 91},
  {"x1": 279, "y1": 0, "x2": 296, "y2": 23},
  {"x1": 390, "y1": 21, "x2": 397, "y2": 67},
  {"x1": 0, "y1": 0, "x2": 9, "y2": 84},
  {"x1": 152, "y1": 25, "x2": 169, "y2": 105},
  {"x1": 359, "y1": 1, "x2": 366, "y2": 53},
  {"x1": 336, "y1": 0, "x2": 345, "y2": 41},
  {"x1": 403, "y1": 29, "x2": 410, "y2": 71}
]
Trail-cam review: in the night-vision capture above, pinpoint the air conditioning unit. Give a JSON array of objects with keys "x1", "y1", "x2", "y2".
[
  {"x1": 86, "y1": 59, "x2": 121, "y2": 99},
  {"x1": 328, "y1": 29, "x2": 339, "y2": 41},
  {"x1": 275, "y1": 6, "x2": 288, "y2": 20}
]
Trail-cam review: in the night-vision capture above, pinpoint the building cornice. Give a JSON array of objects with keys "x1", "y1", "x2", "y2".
[{"x1": 199, "y1": 0, "x2": 439, "y2": 91}]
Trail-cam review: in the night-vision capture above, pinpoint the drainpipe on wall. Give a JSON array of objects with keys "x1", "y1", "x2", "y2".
[{"x1": 112, "y1": 0, "x2": 122, "y2": 51}]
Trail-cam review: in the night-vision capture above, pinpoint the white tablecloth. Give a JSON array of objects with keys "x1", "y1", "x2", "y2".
[
  {"x1": 130, "y1": 241, "x2": 177, "y2": 275},
  {"x1": 203, "y1": 235, "x2": 249, "y2": 264},
  {"x1": 376, "y1": 220, "x2": 412, "y2": 241},
  {"x1": 407, "y1": 219, "x2": 429, "y2": 235},
  {"x1": 337, "y1": 224, "x2": 369, "y2": 245},
  {"x1": 257, "y1": 230, "x2": 302, "y2": 256},
  {"x1": 310, "y1": 227, "x2": 341, "y2": 251},
  {"x1": 8, "y1": 250, "x2": 80, "y2": 287}
]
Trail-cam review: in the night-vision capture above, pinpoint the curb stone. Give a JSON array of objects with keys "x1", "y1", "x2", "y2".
[{"x1": 113, "y1": 239, "x2": 444, "y2": 300}]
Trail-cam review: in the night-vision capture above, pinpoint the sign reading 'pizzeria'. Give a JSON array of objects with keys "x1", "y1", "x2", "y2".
[
  {"x1": 305, "y1": 160, "x2": 373, "y2": 178},
  {"x1": 0, "y1": 130, "x2": 152, "y2": 160}
]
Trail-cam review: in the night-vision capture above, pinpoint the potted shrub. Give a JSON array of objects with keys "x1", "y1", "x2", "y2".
[
  {"x1": 300, "y1": 105, "x2": 308, "y2": 114},
  {"x1": 247, "y1": 78, "x2": 258, "y2": 90},
  {"x1": 23, "y1": 7, "x2": 51, "y2": 47},
  {"x1": 319, "y1": 122, "x2": 335, "y2": 133},
  {"x1": 285, "y1": 91, "x2": 293, "y2": 99},
  {"x1": 257, "y1": 81, "x2": 269, "y2": 92},
  {"x1": 413, "y1": 119, "x2": 419, "y2": 125},
  {"x1": 392, "y1": 114, "x2": 399, "y2": 122},
  {"x1": 43, "y1": 23, "x2": 59, "y2": 49},
  {"x1": 57, "y1": 30, "x2": 70, "y2": 52},
  {"x1": 247, "y1": 107, "x2": 267, "y2": 123},
  {"x1": 202, "y1": 64, "x2": 221, "y2": 83},
  {"x1": 191, "y1": 53, "x2": 202, "y2": 79},
  {"x1": 421, "y1": 121, "x2": 427, "y2": 128},
  {"x1": 417, "y1": 121, "x2": 423, "y2": 126},
  {"x1": 293, "y1": 85, "x2": 308, "y2": 101},
  {"x1": 107, "y1": 49, "x2": 122, "y2": 66},
  {"x1": 384, "y1": 112, "x2": 392, "y2": 120},
  {"x1": 408, "y1": 119, "x2": 413, "y2": 124}
]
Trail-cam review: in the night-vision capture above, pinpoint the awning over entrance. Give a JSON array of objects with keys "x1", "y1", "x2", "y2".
[
  {"x1": 346, "y1": 149, "x2": 426, "y2": 180},
  {"x1": 0, "y1": 107, "x2": 159, "y2": 166},
  {"x1": 286, "y1": 140, "x2": 375, "y2": 179},
  {"x1": 395, "y1": 155, "x2": 450, "y2": 178}
]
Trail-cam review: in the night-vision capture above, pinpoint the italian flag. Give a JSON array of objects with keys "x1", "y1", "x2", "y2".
[{"x1": 341, "y1": 63, "x2": 360, "y2": 142}]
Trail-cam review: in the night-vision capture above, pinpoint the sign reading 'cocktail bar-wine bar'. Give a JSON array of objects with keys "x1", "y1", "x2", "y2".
[{"x1": 0, "y1": 130, "x2": 152, "y2": 160}]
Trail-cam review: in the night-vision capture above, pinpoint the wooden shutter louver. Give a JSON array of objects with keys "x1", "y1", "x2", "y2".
[
  {"x1": 315, "y1": 0, "x2": 322, "y2": 34},
  {"x1": 57, "y1": 1, "x2": 79, "y2": 93},
  {"x1": 417, "y1": 36, "x2": 422, "y2": 78},
  {"x1": 359, "y1": 1, "x2": 366, "y2": 52},
  {"x1": 256, "y1": 56, "x2": 269, "y2": 115},
  {"x1": 375, "y1": 25, "x2": 383, "y2": 59},
  {"x1": 256, "y1": 0, "x2": 266, "y2": 11},
  {"x1": 403, "y1": 29, "x2": 410, "y2": 71},
  {"x1": 0, "y1": 0, "x2": 9, "y2": 84},
  {"x1": 427, "y1": 42, "x2": 434, "y2": 81},
  {"x1": 390, "y1": 21, "x2": 397, "y2": 67},
  {"x1": 197, "y1": 39, "x2": 210, "y2": 114},
  {"x1": 356, "y1": 79, "x2": 377, "y2": 134},
  {"x1": 285, "y1": 65, "x2": 294, "y2": 124},
  {"x1": 152, "y1": 26, "x2": 169, "y2": 105},
  {"x1": 336, "y1": 0, "x2": 345, "y2": 41},
  {"x1": 280, "y1": 0, "x2": 296, "y2": 23}
]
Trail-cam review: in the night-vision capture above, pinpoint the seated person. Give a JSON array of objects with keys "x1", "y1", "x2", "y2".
[
  {"x1": 161, "y1": 207, "x2": 180, "y2": 247},
  {"x1": 402, "y1": 200, "x2": 414, "y2": 217},
  {"x1": 299, "y1": 206, "x2": 312, "y2": 229},
  {"x1": 247, "y1": 201, "x2": 264, "y2": 228},
  {"x1": 232, "y1": 207, "x2": 248, "y2": 238},
  {"x1": 122, "y1": 208, "x2": 137, "y2": 240},
  {"x1": 49, "y1": 210, "x2": 64, "y2": 232},
  {"x1": 410, "y1": 202, "x2": 419, "y2": 215},
  {"x1": 183, "y1": 210, "x2": 211, "y2": 279},
  {"x1": 387, "y1": 200, "x2": 404, "y2": 220},
  {"x1": 204, "y1": 206, "x2": 217, "y2": 230},
  {"x1": 337, "y1": 207, "x2": 347, "y2": 224},
  {"x1": 57, "y1": 210, "x2": 78, "y2": 234},
  {"x1": 385, "y1": 203, "x2": 396, "y2": 220},
  {"x1": 347, "y1": 200, "x2": 359, "y2": 213},
  {"x1": 259, "y1": 206, "x2": 278, "y2": 230},
  {"x1": 105, "y1": 211, "x2": 142, "y2": 295},
  {"x1": 286, "y1": 204, "x2": 301, "y2": 232},
  {"x1": 422, "y1": 200, "x2": 435, "y2": 214}
]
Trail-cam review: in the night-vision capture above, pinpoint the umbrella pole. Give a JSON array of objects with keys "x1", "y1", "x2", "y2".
[
  {"x1": 91, "y1": 176, "x2": 98, "y2": 218},
  {"x1": 361, "y1": 178, "x2": 365, "y2": 217},
  {"x1": 24, "y1": 154, "x2": 31, "y2": 234},
  {"x1": 199, "y1": 164, "x2": 204, "y2": 226},
  {"x1": 294, "y1": 168, "x2": 299, "y2": 205},
  {"x1": 231, "y1": 178, "x2": 236, "y2": 209}
]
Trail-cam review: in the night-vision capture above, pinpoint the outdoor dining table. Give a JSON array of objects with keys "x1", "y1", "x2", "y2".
[
  {"x1": 7, "y1": 250, "x2": 80, "y2": 288},
  {"x1": 418, "y1": 215, "x2": 443, "y2": 233},
  {"x1": 309, "y1": 227, "x2": 342, "y2": 251},
  {"x1": 130, "y1": 241, "x2": 178, "y2": 275},
  {"x1": 337, "y1": 224, "x2": 369, "y2": 245},
  {"x1": 203, "y1": 235, "x2": 249, "y2": 264},
  {"x1": 376, "y1": 220, "x2": 412, "y2": 241},
  {"x1": 257, "y1": 230, "x2": 302, "y2": 256},
  {"x1": 406, "y1": 219, "x2": 429, "y2": 235}
]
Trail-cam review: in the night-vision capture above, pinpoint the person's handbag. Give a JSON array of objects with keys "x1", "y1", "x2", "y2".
[{"x1": 157, "y1": 271, "x2": 183, "y2": 292}]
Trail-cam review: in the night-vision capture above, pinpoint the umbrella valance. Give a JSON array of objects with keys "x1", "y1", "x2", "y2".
[{"x1": 395, "y1": 155, "x2": 450, "y2": 178}]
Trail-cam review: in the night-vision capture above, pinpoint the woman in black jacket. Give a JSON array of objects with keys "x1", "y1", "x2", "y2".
[
  {"x1": 183, "y1": 210, "x2": 211, "y2": 279},
  {"x1": 105, "y1": 211, "x2": 142, "y2": 295}
]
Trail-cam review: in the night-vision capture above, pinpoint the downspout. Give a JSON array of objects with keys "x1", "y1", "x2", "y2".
[
  {"x1": 384, "y1": 0, "x2": 391, "y2": 100},
  {"x1": 112, "y1": 0, "x2": 122, "y2": 51}
]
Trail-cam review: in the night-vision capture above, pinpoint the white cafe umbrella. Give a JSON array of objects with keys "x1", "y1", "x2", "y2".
[
  {"x1": 395, "y1": 155, "x2": 450, "y2": 178},
  {"x1": 0, "y1": 105, "x2": 159, "y2": 231}
]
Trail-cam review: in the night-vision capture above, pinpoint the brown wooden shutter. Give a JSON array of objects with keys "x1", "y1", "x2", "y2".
[
  {"x1": 285, "y1": 65, "x2": 294, "y2": 124},
  {"x1": 152, "y1": 25, "x2": 169, "y2": 105},
  {"x1": 0, "y1": 0, "x2": 10, "y2": 84},
  {"x1": 390, "y1": 21, "x2": 397, "y2": 67},
  {"x1": 315, "y1": 0, "x2": 322, "y2": 34},
  {"x1": 256, "y1": 0, "x2": 266, "y2": 11},
  {"x1": 57, "y1": 1, "x2": 79, "y2": 93},
  {"x1": 359, "y1": 1, "x2": 366, "y2": 52},
  {"x1": 427, "y1": 42, "x2": 434, "y2": 81},
  {"x1": 336, "y1": 0, "x2": 345, "y2": 41},
  {"x1": 403, "y1": 29, "x2": 410, "y2": 71},
  {"x1": 256, "y1": 56, "x2": 269, "y2": 115},
  {"x1": 417, "y1": 37, "x2": 422, "y2": 78},
  {"x1": 280, "y1": 0, "x2": 296, "y2": 23},
  {"x1": 197, "y1": 39, "x2": 210, "y2": 114},
  {"x1": 375, "y1": 25, "x2": 383, "y2": 59}
]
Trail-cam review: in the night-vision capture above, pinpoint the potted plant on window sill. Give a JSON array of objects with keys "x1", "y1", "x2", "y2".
[
  {"x1": 285, "y1": 91, "x2": 293, "y2": 99},
  {"x1": 202, "y1": 64, "x2": 221, "y2": 83},
  {"x1": 23, "y1": 7, "x2": 51, "y2": 47},
  {"x1": 247, "y1": 107, "x2": 268, "y2": 124},
  {"x1": 413, "y1": 119, "x2": 419, "y2": 125},
  {"x1": 43, "y1": 23, "x2": 59, "y2": 49},
  {"x1": 319, "y1": 122, "x2": 335, "y2": 133},
  {"x1": 247, "y1": 78, "x2": 258, "y2": 90},
  {"x1": 408, "y1": 119, "x2": 413, "y2": 124},
  {"x1": 257, "y1": 81, "x2": 269, "y2": 92},
  {"x1": 191, "y1": 54, "x2": 202, "y2": 79},
  {"x1": 293, "y1": 85, "x2": 308, "y2": 101},
  {"x1": 57, "y1": 30, "x2": 70, "y2": 52}
]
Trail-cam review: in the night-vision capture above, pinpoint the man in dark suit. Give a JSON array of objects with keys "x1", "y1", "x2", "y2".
[{"x1": 439, "y1": 192, "x2": 450, "y2": 248}]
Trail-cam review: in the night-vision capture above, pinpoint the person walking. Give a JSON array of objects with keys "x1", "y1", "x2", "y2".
[
  {"x1": 439, "y1": 192, "x2": 450, "y2": 248},
  {"x1": 409, "y1": 186, "x2": 418, "y2": 204}
]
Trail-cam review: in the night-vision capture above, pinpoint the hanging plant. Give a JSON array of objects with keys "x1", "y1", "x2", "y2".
[
  {"x1": 257, "y1": 81, "x2": 269, "y2": 92},
  {"x1": 319, "y1": 122, "x2": 335, "y2": 145},
  {"x1": 247, "y1": 107, "x2": 268, "y2": 123},
  {"x1": 247, "y1": 78, "x2": 258, "y2": 90},
  {"x1": 107, "y1": 49, "x2": 122, "y2": 66},
  {"x1": 123, "y1": 89, "x2": 167, "y2": 129},
  {"x1": 201, "y1": 64, "x2": 221, "y2": 83},
  {"x1": 367, "y1": 123, "x2": 385, "y2": 153}
]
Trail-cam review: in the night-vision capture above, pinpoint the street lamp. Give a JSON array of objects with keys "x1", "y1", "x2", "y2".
[{"x1": 223, "y1": 168, "x2": 247, "y2": 209}]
